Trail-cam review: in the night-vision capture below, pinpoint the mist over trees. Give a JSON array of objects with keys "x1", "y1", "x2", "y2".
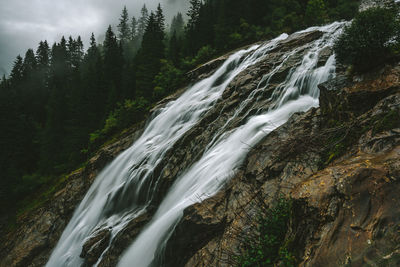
[{"x1": 0, "y1": 0, "x2": 360, "y2": 218}]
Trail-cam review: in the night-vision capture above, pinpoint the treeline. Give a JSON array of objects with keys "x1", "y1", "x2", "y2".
[
  {"x1": 181, "y1": 0, "x2": 360, "y2": 60},
  {"x1": 0, "y1": 0, "x2": 359, "y2": 214}
]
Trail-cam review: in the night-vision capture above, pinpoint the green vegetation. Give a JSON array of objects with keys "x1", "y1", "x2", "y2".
[
  {"x1": 334, "y1": 7, "x2": 400, "y2": 72},
  {"x1": 15, "y1": 173, "x2": 70, "y2": 217},
  {"x1": 372, "y1": 110, "x2": 400, "y2": 135},
  {"x1": 305, "y1": 0, "x2": 328, "y2": 26},
  {"x1": 153, "y1": 60, "x2": 185, "y2": 99},
  {"x1": 89, "y1": 98, "x2": 149, "y2": 150},
  {"x1": 236, "y1": 198, "x2": 296, "y2": 267}
]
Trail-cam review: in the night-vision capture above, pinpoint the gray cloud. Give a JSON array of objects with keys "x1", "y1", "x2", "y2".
[{"x1": 0, "y1": 0, "x2": 189, "y2": 76}]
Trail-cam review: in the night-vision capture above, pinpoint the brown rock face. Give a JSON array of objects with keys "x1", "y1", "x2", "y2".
[
  {"x1": 319, "y1": 64, "x2": 400, "y2": 119},
  {"x1": 293, "y1": 148, "x2": 400, "y2": 266},
  {"x1": 80, "y1": 228, "x2": 111, "y2": 266},
  {"x1": 177, "y1": 65, "x2": 400, "y2": 267},
  {"x1": 96, "y1": 212, "x2": 151, "y2": 267},
  {"x1": 163, "y1": 191, "x2": 228, "y2": 267}
]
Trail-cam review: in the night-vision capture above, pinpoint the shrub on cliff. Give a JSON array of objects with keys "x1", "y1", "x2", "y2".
[
  {"x1": 89, "y1": 98, "x2": 149, "y2": 150},
  {"x1": 236, "y1": 198, "x2": 296, "y2": 267},
  {"x1": 334, "y1": 7, "x2": 400, "y2": 72}
]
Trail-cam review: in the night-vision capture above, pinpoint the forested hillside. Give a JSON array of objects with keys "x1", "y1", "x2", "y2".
[{"x1": 0, "y1": 0, "x2": 359, "y2": 224}]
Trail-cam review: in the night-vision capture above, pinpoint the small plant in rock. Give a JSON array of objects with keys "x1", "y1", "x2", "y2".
[
  {"x1": 236, "y1": 198, "x2": 296, "y2": 267},
  {"x1": 334, "y1": 7, "x2": 400, "y2": 72}
]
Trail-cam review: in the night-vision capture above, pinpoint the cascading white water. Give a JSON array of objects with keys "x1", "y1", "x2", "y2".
[
  {"x1": 46, "y1": 33, "x2": 289, "y2": 267},
  {"x1": 117, "y1": 22, "x2": 345, "y2": 267}
]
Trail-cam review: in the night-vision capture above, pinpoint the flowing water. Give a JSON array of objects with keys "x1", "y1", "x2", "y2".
[{"x1": 47, "y1": 22, "x2": 344, "y2": 267}]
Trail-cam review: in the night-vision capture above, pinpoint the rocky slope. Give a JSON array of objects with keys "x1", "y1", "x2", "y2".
[
  {"x1": 1, "y1": 13, "x2": 400, "y2": 267},
  {"x1": 181, "y1": 64, "x2": 400, "y2": 266}
]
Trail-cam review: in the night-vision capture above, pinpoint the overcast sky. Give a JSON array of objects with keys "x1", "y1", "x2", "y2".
[{"x1": 0, "y1": 0, "x2": 189, "y2": 77}]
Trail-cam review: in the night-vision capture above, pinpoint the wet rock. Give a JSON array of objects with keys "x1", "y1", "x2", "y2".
[
  {"x1": 277, "y1": 31, "x2": 323, "y2": 52},
  {"x1": 187, "y1": 55, "x2": 229, "y2": 82},
  {"x1": 182, "y1": 64, "x2": 400, "y2": 267},
  {"x1": 319, "y1": 63, "x2": 400, "y2": 119},
  {"x1": 292, "y1": 147, "x2": 400, "y2": 266},
  {"x1": 81, "y1": 228, "x2": 111, "y2": 266},
  {"x1": 97, "y1": 212, "x2": 151, "y2": 267},
  {"x1": 317, "y1": 46, "x2": 333, "y2": 67},
  {"x1": 163, "y1": 191, "x2": 228, "y2": 267}
]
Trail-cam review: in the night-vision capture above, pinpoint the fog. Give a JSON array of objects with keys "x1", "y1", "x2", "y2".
[{"x1": 0, "y1": 0, "x2": 189, "y2": 77}]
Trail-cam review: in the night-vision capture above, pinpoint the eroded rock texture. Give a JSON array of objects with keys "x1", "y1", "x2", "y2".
[{"x1": 181, "y1": 66, "x2": 400, "y2": 267}]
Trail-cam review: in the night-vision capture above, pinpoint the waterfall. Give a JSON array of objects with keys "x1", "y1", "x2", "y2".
[
  {"x1": 47, "y1": 22, "x2": 344, "y2": 267},
  {"x1": 46, "y1": 32, "x2": 288, "y2": 267},
  {"x1": 117, "y1": 22, "x2": 344, "y2": 267}
]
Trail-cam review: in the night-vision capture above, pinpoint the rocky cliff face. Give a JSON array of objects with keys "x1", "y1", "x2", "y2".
[
  {"x1": 180, "y1": 64, "x2": 400, "y2": 266},
  {"x1": 1, "y1": 21, "x2": 400, "y2": 267}
]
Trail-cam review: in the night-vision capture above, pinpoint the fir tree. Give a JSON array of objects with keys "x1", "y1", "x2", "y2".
[
  {"x1": 185, "y1": 0, "x2": 203, "y2": 56},
  {"x1": 187, "y1": 0, "x2": 201, "y2": 31},
  {"x1": 137, "y1": 4, "x2": 149, "y2": 40},
  {"x1": 67, "y1": 36, "x2": 84, "y2": 69},
  {"x1": 103, "y1": 25, "x2": 124, "y2": 108},
  {"x1": 118, "y1": 6, "x2": 130, "y2": 43},
  {"x1": 35, "y1": 40, "x2": 51, "y2": 125},
  {"x1": 168, "y1": 31, "x2": 181, "y2": 66},
  {"x1": 156, "y1": 4, "x2": 165, "y2": 32},
  {"x1": 82, "y1": 33, "x2": 107, "y2": 128},
  {"x1": 22, "y1": 49, "x2": 37, "y2": 76},
  {"x1": 136, "y1": 8, "x2": 165, "y2": 99},
  {"x1": 170, "y1": 12, "x2": 185, "y2": 37},
  {"x1": 130, "y1": 16, "x2": 138, "y2": 41},
  {"x1": 36, "y1": 41, "x2": 50, "y2": 70},
  {"x1": 10, "y1": 55, "x2": 24, "y2": 83}
]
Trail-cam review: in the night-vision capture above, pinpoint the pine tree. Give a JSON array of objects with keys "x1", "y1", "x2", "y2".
[
  {"x1": 76, "y1": 36, "x2": 84, "y2": 64},
  {"x1": 82, "y1": 33, "x2": 106, "y2": 129},
  {"x1": 21, "y1": 49, "x2": 38, "y2": 117},
  {"x1": 22, "y1": 49, "x2": 37, "y2": 77},
  {"x1": 185, "y1": 0, "x2": 203, "y2": 56},
  {"x1": 35, "y1": 40, "x2": 51, "y2": 125},
  {"x1": 10, "y1": 55, "x2": 24, "y2": 83},
  {"x1": 103, "y1": 25, "x2": 124, "y2": 108},
  {"x1": 67, "y1": 36, "x2": 84, "y2": 69},
  {"x1": 168, "y1": 31, "x2": 181, "y2": 66},
  {"x1": 156, "y1": 4, "x2": 165, "y2": 32},
  {"x1": 135, "y1": 8, "x2": 165, "y2": 99},
  {"x1": 130, "y1": 16, "x2": 138, "y2": 41},
  {"x1": 118, "y1": 6, "x2": 130, "y2": 43},
  {"x1": 187, "y1": 0, "x2": 201, "y2": 31},
  {"x1": 137, "y1": 4, "x2": 149, "y2": 40},
  {"x1": 40, "y1": 38, "x2": 71, "y2": 173},
  {"x1": 36, "y1": 41, "x2": 50, "y2": 68},
  {"x1": 170, "y1": 12, "x2": 185, "y2": 37}
]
